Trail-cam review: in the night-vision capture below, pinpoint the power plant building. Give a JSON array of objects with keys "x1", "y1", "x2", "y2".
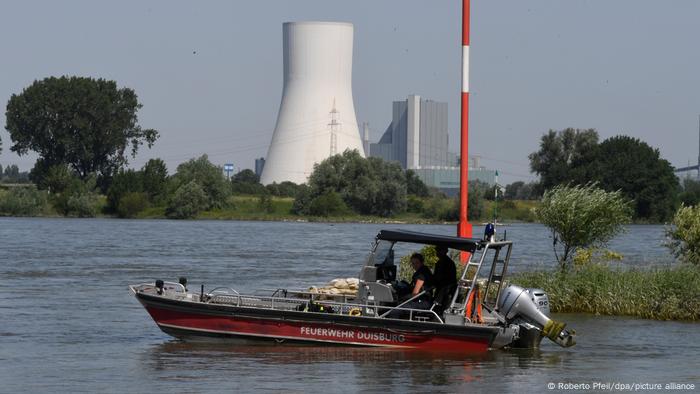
[
  {"x1": 370, "y1": 95, "x2": 449, "y2": 169},
  {"x1": 260, "y1": 21, "x2": 365, "y2": 185},
  {"x1": 254, "y1": 157, "x2": 265, "y2": 179},
  {"x1": 370, "y1": 95, "x2": 496, "y2": 192}
]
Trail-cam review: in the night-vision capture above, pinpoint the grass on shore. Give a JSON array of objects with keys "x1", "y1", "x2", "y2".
[{"x1": 511, "y1": 264, "x2": 700, "y2": 321}]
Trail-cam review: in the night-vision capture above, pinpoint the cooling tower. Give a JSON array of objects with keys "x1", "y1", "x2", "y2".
[{"x1": 260, "y1": 21, "x2": 365, "y2": 185}]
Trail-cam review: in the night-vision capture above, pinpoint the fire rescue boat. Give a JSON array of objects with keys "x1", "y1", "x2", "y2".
[{"x1": 130, "y1": 227, "x2": 576, "y2": 351}]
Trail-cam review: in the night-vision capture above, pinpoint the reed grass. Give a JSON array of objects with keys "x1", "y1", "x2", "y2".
[{"x1": 512, "y1": 264, "x2": 700, "y2": 321}]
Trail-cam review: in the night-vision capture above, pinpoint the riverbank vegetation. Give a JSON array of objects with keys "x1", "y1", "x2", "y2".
[
  {"x1": 666, "y1": 204, "x2": 700, "y2": 265},
  {"x1": 512, "y1": 264, "x2": 700, "y2": 321},
  {"x1": 0, "y1": 147, "x2": 537, "y2": 223}
]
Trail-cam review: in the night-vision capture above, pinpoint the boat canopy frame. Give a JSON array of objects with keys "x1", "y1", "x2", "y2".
[{"x1": 375, "y1": 229, "x2": 500, "y2": 253}]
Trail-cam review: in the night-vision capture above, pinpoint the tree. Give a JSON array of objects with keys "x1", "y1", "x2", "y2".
[
  {"x1": 5, "y1": 76, "x2": 158, "y2": 183},
  {"x1": 406, "y1": 169, "x2": 430, "y2": 197},
  {"x1": 536, "y1": 183, "x2": 632, "y2": 271},
  {"x1": 40, "y1": 164, "x2": 75, "y2": 193},
  {"x1": 172, "y1": 155, "x2": 230, "y2": 209},
  {"x1": 232, "y1": 169, "x2": 259, "y2": 184},
  {"x1": 4, "y1": 164, "x2": 19, "y2": 181},
  {"x1": 141, "y1": 158, "x2": 168, "y2": 202},
  {"x1": 266, "y1": 181, "x2": 303, "y2": 197},
  {"x1": 106, "y1": 169, "x2": 143, "y2": 213},
  {"x1": 291, "y1": 184, "x2": 312, "y2": 215},
  {"x1": 52, "y1": 175, "x2": 101, "y2": 217},
  {"x1": 528, "y1": 128, "x2": 598, "y2": 190},
  {"x1": 117, "y1": 192, "x2": 149, "y2": 218},
  {"x1": 0, "y1": 186, "x2": 49, "y2": 216},
  {"x1": 468, "y1": 181, "x2": 486, "y2": 220},
  {"x1": 307, "y1": 191, "x2": 349, "y2": 216},
  {"x1": 257, "y1": 193, "x2": 274, "y2": 214},
  {"x1": 666, "y1": 204, "x2": 700, "y2": 265},
  {"x1": 583, "y1": 136, "x2": 679, "y2": 221},
  {"x1": 679, "y1": 178, "x2": 700, "y2": 207},
  {"x1": 166, "y1": 181, "x2": 208, "y2": 219},
  {"x1": 231, "y1": 169, "x2": 265, "y2": 195},
  {"x1": 303, "y1": 150, "x2": 406, "y2": 217},
  {"x1": 504, "y1": 181, "x2": 524, "y2": 200},
  {"x1": 422, "y1": 196, "x2": 459, "y2": 221}
]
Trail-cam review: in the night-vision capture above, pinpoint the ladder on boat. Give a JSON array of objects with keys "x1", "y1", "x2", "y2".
[{"x1": 448, "y1": 241, "x2": 513, "y2": 320}]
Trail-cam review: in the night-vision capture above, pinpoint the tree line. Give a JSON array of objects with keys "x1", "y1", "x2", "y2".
[{"x1": 0, "y1": 75, "x2": 693, "y2": 224}]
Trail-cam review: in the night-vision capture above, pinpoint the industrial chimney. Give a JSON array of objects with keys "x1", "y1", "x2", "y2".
[{"x1": 260, "y1": 21, "x2": 365, "y2": 185}]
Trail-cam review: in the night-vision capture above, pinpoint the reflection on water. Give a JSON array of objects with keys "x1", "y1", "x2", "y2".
[
  {"x1": 138, "y1": 340, "x2": 582, "y2": 392},
  {"x1": 0, "y1": 218, "x2": 696, "y2": 392},
  {"x1": 142, "y1": 342, "x2": 494, "y2": 390}
]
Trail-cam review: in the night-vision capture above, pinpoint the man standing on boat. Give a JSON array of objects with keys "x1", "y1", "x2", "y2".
[{"x1": 432, "y1": 245, "x2": 458, "y2": 315}]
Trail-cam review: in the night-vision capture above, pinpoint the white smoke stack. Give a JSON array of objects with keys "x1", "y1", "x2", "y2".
[{"x1": 261, "y1": 21, "x2": 364, "y2": 185}]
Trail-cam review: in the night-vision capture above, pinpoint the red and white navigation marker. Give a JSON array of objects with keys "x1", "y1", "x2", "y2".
[{"x1": 458, "y1": 0, "x2": 473, "y2": 240}]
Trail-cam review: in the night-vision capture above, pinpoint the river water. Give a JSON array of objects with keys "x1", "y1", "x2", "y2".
[{"x1": 0, "y1": 218, "x2": 697, "y2": 393}]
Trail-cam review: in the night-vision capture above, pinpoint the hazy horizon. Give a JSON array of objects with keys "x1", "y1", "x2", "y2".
[{"x1": 2, "y1": 0, "x2": 700, "y2": 184}]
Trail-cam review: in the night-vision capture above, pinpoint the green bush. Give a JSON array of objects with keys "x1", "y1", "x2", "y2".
[
  {"x1": 117, "y1": 192, "x2": 150, "y2": 218},
  {"x1": 291, "y1": 185, "x2": 312, "y2": 215},
  {"x1": 0, "y1": 186, "x2": 49, "y2": 216},
  {"x1": 172, "y1": 155, "x2": 230, "y2": 209},
  {"x1": 65, "y1": 192, "x2": 101, "y2": 217},
  {"x1": 406, "y1": 170, "x2": 430, "y2": 197},
  {"x1": 422, "y1": 196, "x2": 458, "y2": 221},
  {"x1": 666, "y1": 204, "x2": 700, "y2": 265},
  {"x1": 52, "y1": 177, "x2": 101, "y2": 217},
  {"x1": 536, "y1": 183, "x2": 632, "y2": 271},
  {"x1": 166, "y1": 181, "x2": 208, "y2": 219},
  {"x1": 231, "y1": 169, "x2": 266, "y2": 195},
  {"x1": 307, "y1": 191, "x2": 348, "y2": 217},
  {"x1": 257, "y1": 193, "x2": 274, "y2": 214},
  {"x1": 266, "y1": 181, "x2": 303, "y2": 198},
  {"x1": 107, "y1": 169, "x2": 143, "y2": 212},
  {"x1": 406, "y1": 195, "x2": 424, "y2": 213}
]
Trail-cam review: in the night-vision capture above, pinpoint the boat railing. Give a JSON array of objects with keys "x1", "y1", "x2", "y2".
[
  {"x1": 202, "y1": 287, "x2": 443, "y2": 324},
  {"x1": 130, "y1": 281, "x2": 186, "y2": 295},
  {"x1": 133, "y1": 282, "x2": 444, "y2": 324}
]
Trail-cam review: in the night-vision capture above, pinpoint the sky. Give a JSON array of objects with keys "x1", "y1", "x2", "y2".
[{"x1": 1, "y1": 0, "x2": 700, "y2": 184}]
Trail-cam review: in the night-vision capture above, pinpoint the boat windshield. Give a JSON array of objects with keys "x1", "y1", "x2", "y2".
[{"x1": 373, "y1": 240, "x2": 394, "y2": 266}]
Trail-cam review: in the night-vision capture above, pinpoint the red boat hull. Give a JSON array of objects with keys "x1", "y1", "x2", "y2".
[{"x1": 138, "y1": 294, "x2": 498, "y2": 352}]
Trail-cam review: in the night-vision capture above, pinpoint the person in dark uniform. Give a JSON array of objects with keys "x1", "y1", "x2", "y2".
[
  {"x1": 432, "y1": 245, "x2": 457, "y2": 315},
  {"x1": 408, "y1": 252, "x2": 434, "y2": 300},
  {"x1": 388, "y1": 253, "x2": 434, "y2": 319}
]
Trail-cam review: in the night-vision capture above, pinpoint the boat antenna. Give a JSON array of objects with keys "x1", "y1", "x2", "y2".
[{"x1": 493, "y1": 170, "x2": 499, "y2": 225}]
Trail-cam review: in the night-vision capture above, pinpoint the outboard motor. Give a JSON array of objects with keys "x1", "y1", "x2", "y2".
[
  {"x1": 528, "y1": 288, "x2": 550, "y2": 316},
  {"x1": 498, "y1": 284, "x2": 576, "y2": 347}
]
